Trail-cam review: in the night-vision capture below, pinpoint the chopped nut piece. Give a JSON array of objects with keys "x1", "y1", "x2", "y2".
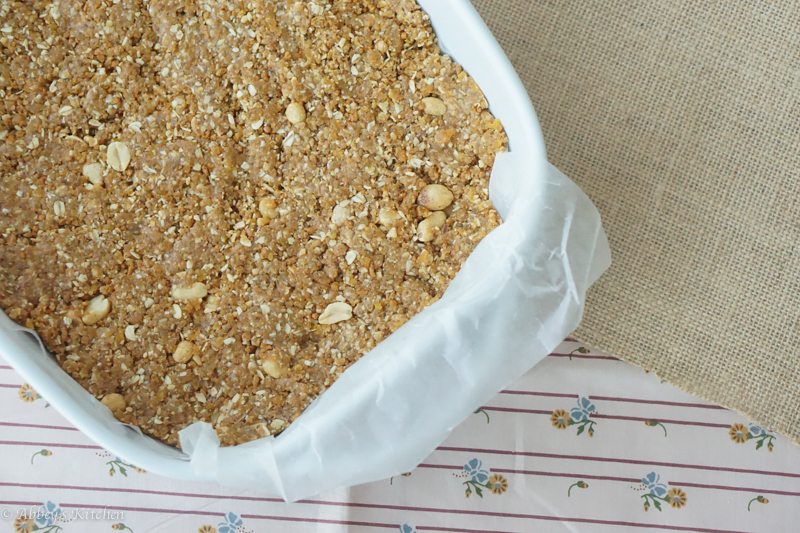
[
  {"x1": 82, "y1": 163, "x2": 104, "y2": 185},
  {"x1": 417, "y1": 211, "x2": 447, "y2": 242},
  {"x1": 173, "y1": 340, "x2": 196, "y2": 364},
  {"x1": 53, "y1": 200, "x2": 65, "y2": 217},
  {"x1": 318, "y1": 301, "x2": 353, "y2": 325},
  {"x1": 106, "y1": 141, "x2": 131, "y2": 172},
  {"x1": 345, "y1": 249, "x2": 358, "y2": 265},
  {"x1": 331, "y1": 201, "x2": 351, "y2": 225},
  {"x1": 418, "y1": 184, "x2": 454, "y2": 211},
  {"x1": 204, "y1": 295, "x2": 220, "y2": 314},
  {"x1": 417, "y1": 248, "x2": 433, "y2": 267},
  {"x1": 81, "y1": 295, "x2": 111, "y2": 325},
  {"x1": 259, "y1": 197, "x2": 278, "y2": 218},
  {"x1": 285, "y1": 102, "x2": 307, "y2": 124},
  {"x1": 270, "y1": 418, "x2": 286, "y2": 431},
  {"x1": 101, "y1": 393, "x2": 126, "y2": 414},
  {"x1": 421, "y1": 96, "x2": 447, "y2": 116},
  {"x1": 378, "y1": 208, "x2": 401, "y2": 226},
  {"x1": 262, "y1": 356, "x2": 284, "y2": 379},
  {"x1": 253, "y1": 423, "x2": 271, "y2": 437},
  {"x1": 124, "y1": 325, "x2": 138, "y2": 341},
  {"x1": 171, "y1": 282, "x2": 208, "y2": 301}
]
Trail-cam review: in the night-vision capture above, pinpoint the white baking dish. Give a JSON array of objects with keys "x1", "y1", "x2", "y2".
[{"x1": 0, "y1": 0, "x2": 609, "y2": 500}]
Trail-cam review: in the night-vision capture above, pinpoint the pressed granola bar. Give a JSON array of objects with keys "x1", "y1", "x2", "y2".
[{"x1": 0, "y1": 0, "x2": 506, "y2": 445}]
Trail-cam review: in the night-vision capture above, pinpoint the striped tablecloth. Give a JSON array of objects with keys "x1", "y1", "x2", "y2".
[{"x1": 1, "y1": 341, "x2": 798, "y2": 532}]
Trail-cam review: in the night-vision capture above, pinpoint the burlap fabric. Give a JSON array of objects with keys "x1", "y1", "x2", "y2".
[{"x1": 472, "y1": 0, "x2": 799, "y2": 443}]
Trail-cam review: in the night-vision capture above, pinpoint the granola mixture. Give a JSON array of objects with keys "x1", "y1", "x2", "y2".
[{"x1": 0, "y1": 0, "x2": 506, "y2": 446}]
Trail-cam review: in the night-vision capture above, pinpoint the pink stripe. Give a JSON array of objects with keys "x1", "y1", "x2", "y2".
[
  {"x1": 436, "y1": 446, "x2": 800, "y2": 478},
  {"x1": 412, "y1": 526, "x2": 514, "y2": 533},
  {"x1": 420, "y1": 463, "x2": 640, "y2": 483},
  {"x1": 418, "y1": 464, "x2": 800, "y2": 497},
  {"x1": 0, "y1": 497, "x2": 748, "y2": 532},
  {"x1": 549, "y1": 353, "x2": 620, "y2": 361},
  {"x1": 670, "y1": 480, "x2": 800, "y2": 497},
  {"x1": 0, "y1": 365, "x2": 12, "y2": 370},
  {"x1": 0, "y1": 383, "x2": 20, "y2": 388},
  {"x1": 238, "y1": 514, "x2": 397, "y2": 529},
  {"x1": 592, "y1": 413, "x2": 730, "y2": 428},
  {"x1": 61, "y1": 503, "x2": 222, "y2": 516},
  {"x1": 0, "y1": 500, "x2": 219, "y2": 518},
  {"x1": 499, "y1": 390, "x2": 725, "y2": 410},
  {"x1": 0, "y1": 439, "x2": 101, "y2": 449},
  {"x1": 0, "y1": 481, "x2": 282, "y2": 503},
  {"x1": 303, "y1": 498, "x2": 556, "y2": 520},
  {"x1": 501, "y1": 390, "x2": 590, "y2": 399},
  {"x1": 0, "y1": 421, "x2": 78, "y2": 432},
  {"x1": 483, "y1": 406, "x2": 551, "y2": 415},
  {"x1": 0, "y1": 500, "x2": 397, "y2": 529},
  {"x1": 421, "y1": 518, "x2": 748, "y2": 533},
  {"x1": 492, "y1": 468, "x2": 640, "y2": 483},
  {"x1": 482, "y1": 406, "x2": 731, "y2": 428}
]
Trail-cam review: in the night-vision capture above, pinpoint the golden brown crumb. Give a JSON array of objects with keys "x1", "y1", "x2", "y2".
[{"x1": 0, "y1": 0, "x2": 506, "y2": 446}]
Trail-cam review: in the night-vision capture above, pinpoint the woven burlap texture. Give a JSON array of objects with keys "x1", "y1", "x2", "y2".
[{"x1": 472, "y1": 0, "x2": 799, "y2": 442}]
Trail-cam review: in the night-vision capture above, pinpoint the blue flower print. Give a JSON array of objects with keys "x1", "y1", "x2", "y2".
[
  {"x1": 729, "y1": 422, "x2": 776, "y2": 451},
  {"x1": 551, "y1": 396, "x2": 598, "y2": 437},
  {"x1": 399, "y1": 524, "x2": 418, "y2": 533},
  {"x1": 218, "y1": 512, "x2": 244, "y2": 533},
  {"x1": 463, "y1": 458, "x2": 487, "y2": 479},
  {"x1": 34, "y1": 501, "x2": 63, "y2": 532},
  {"x1": 747, "y1": 423, "x2": 776, "y2": 451},
  {"x1": 570, "y1": 396, "x2": 597, "y2": 422},
  {"x1": 455, "y1": 458, "x2": 508, "y2": 498},
  {"x1": 637, "y1": 472, "x2": 688, "y2": 511},
  {"x1": 641, "y1": 472, "x2": 668, "y2": 497}
]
